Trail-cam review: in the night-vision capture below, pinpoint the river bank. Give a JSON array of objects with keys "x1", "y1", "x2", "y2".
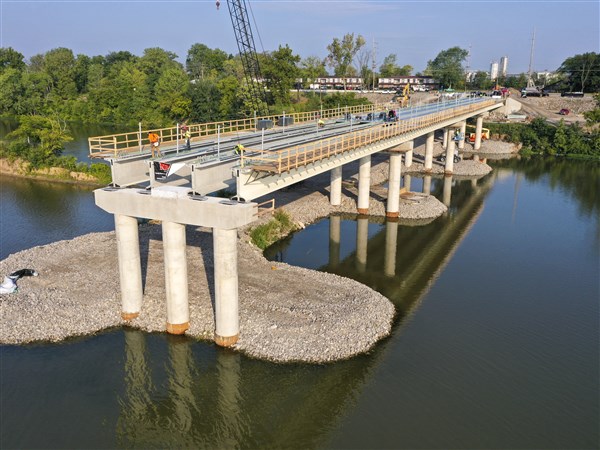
[
  {"x1": 0, "y1": 139, "x2": 516, "y2": 362},
  {"x1": 0, "y1": 158, "x2": 104, "y2": 185}
]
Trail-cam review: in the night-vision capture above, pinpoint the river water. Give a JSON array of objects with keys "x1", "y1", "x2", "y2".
[{"x1": 0, "y1": 130, "x2": 598, "y2": 448}]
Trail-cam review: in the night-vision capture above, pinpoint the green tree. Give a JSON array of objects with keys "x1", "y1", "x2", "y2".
[
  {"x1": 138, "y1": 48, "x2": 181, "y2": 92},
  {"x1": 43, "y1": 47, "x2": 78, "y2": 100},
  {"x1": 6, "y1": 115, "x2": 72, "y2": 165},
  {"x1": 557, "y1": 52, "x2": 600, "y2": 92},
  {"x1": 426, "y1": 47, "x2": 469, "y2": 90},
  {"x1": 299, "y1": 56, "x2": 327, "y2": 87},
  {"x1": 326, "y1": 33, "x2": 366, "y2": 89},
  {"x1": 186, "y1": 43, "x2": 229, "y2": 80},
  {"x1": 0, "y1": 47, "x2": 25, "y2": 72},
  {"x1": 379, "y1": 54, "x2": 414, "y2": 77},
  {"x1": 189, "y1": 79, "x2": 222, "y2": 122},
  {"x1": 471, "y1": 71, "x2": 492, "y2": 90},
  {"x1": 155, "y1": 66, "x2": 191, "y2": 121},
  {"x1": 262, "y1": 45, "x2": 300, "y2": 105}
]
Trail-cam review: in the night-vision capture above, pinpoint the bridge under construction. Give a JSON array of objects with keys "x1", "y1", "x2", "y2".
[{"x1": 92, "y1": 96, "x2": 504, "y2": 346}]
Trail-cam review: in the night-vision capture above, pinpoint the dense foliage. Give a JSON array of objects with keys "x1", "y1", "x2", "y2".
[{"x1": 484, "y1": 118, "x2": 600, "y2": 158}]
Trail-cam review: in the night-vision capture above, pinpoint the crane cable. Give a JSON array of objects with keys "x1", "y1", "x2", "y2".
[{"x1": 247, "y1": 0, "x2": 265, "y2": 54}]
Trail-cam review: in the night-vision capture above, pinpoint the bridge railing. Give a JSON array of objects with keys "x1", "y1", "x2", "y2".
[
  {"x1": 240, "y1": 99, "x2": 496, "y2": 174},
  {"x1": 88, "y1": 102, "x2": 388, "y2": 159}
]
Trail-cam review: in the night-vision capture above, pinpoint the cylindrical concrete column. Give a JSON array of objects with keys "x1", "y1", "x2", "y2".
[
  {"x1": 329, "y1": 215, "x2": 341, "y2": 268},
  {"x1": 443, "y1": 175, "x2": 452, "y2": 207},
  {"x1": 445, "y1": 138, "x2": 455, "y2": 174},
  {"x1": 163, "y1": 221, "x2": 189, "y2": 334},
  {"x1": 404, "y1": 174, "x2": 412, "y2": 192},
  {"x1": 386, "y1": 153, "x2": 401, "y2": 218},
  {"x1": 356, "y1": 216, "x2": 368, "y2": 273},
  {"x1": 115, "y1": 214, "x2": 143, "y2": 320},
  {"x1": 424, "y1": 132, "x2": 434, "y2": 172},
  {"x1": 213, "y1": 227, "x2": 239, "y2": 346},
  {"x1": 404, "y1": 141, "x2": 414, "y2": 168},
  {"x1": 384, "y1": 219, "x2": 398, "y2": 277},
  {"x1": 357, "y1": 155, "x2": 371, "y2": 214},
  {"x1": 474, "y1": 115, "x2": 484, "y2": 150},
  {"x1": 330, "y1": 165, "x2": 342, "y2": 206},
  {"x1": 458, "y1": 121, "x2": 467, "y2": 150},
  {"x1": 423, "y1": 175, "x2": 432, "y2": 195}
]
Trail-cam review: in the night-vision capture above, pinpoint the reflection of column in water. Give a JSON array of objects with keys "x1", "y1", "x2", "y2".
[
  {"x1": 404, "y1": 174, "x2": 412, "y2": 192},
  {"x1": 443, "y1": 175, "x2": 453, "y2": 207},
  {"x1": 215, "y1": 351, "x2": 243, "y2": 448},
  {"x1": 167, "y1": 337, "x2": 198, "y2": 434},
  {"x1": 471, "y1": 178, "x2": 477, "y2": 188},
  {"x1": 356, "y1": 216, "x2": 369, "y2": 273},
  {"x1": 117, "y1": 330, "x2": 156, "y2": 445},
  {"x1": 329, "y1": 215, "x2": 341, "y2": 268},
  {"x1": 384, "y1": 219, "x2": 398, "y2": 277},
  {"x1": 423, "y1": 175, "x2": 432, "y2": 195}
]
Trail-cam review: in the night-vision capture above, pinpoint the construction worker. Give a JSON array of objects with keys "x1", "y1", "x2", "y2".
[
  {"x1": 234, "y1": 143, "x2": 245, "y2": 155},
  {"x1": 148, "y1": 131, "x2": 161, "y2": 158},
  {"x1": 184, "y1": 129, "x2": 191, "y2": 150},
  {"x1": 318, "y1": 119, "x2": 325, "y2": 128}
]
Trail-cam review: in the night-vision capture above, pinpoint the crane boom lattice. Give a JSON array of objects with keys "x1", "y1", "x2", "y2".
[{"x1": 226, "y1": 0, "x2": 269, "y2": 116}]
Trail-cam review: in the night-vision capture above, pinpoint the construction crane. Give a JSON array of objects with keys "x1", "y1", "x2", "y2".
[{"x1": 219, "y1": 0, "x2": 269, "y2": 116}]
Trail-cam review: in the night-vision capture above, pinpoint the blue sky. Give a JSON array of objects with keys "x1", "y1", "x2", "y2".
[{"x1": 1, "y1": 0, "x2": 598, "y2": 74}]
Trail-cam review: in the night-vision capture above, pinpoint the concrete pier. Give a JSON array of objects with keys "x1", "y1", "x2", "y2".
[
  {"x1": 404, "y1": 141, "x2": 414, "y2": 168},
  {"x1": 424, "y1": 132, "x2": 434, "y2": 172},
  {"x1": 114, "y1": 214, "x2": 143, "y2": 320},
  {"x1": 213, "y1": 227, "x2": 239, "y2": 347},
  {"x1": 474, "y1": 115, "x2": 484, "y2": 150},
  {"x1": 163, "y1": 221, "x2": 189, "y2": 334},
  {"x1": 357, "y1": 156, "x2": 371, "y2": 214},
  {"x1": 445, "y1": 136, "x2": 456, "y2": 174},
  {"x1": 330, "y1": 166, "x2": 342, "y2": 206},
  {"x1": 458, "y1": 121, "x2": 467, "y2": 150},
  {"x1": 386, "y1": 153, "x2": 402, "y2": 218}
]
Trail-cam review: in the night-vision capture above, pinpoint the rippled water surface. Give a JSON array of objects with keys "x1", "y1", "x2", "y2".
[{"x1": 1, "y1": 157, "x2": 598, "y2": 449}]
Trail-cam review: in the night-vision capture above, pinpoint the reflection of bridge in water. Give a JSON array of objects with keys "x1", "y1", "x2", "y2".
[{"x1": 115, "y1": 172, "x2": 497, "y2": 448}]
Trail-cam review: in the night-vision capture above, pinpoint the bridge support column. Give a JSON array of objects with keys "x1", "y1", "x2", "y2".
[
  {"x1": 213, "y1": 227, "x2": 239, "y2": 347},
  {"x1": 474, "y1": 115, "x2": 484, "y2": 150},
  {"x1": 163, "y1": 221, "x2": 190, "y2": 334},
  {"x1": 357, "y1": 156, "x2": 371, "y2": 214},
  {"x1": 424, "y1": 132, "x2": 434, "y2": 172},
  {"x1": 384, "y1": 219, "x2": 398, "y2": 277},
  {"x1": 445, "y1": 137, "x2": 456, "y2": 174},
  {"x1": 329, "y1": 215, "x2": 341, "y2": 268},
  {"x1": 330, "y1": 166, "x2": 342, "y2": 206},
  {"x1": 115, "y1": 214, "x2": 143, "y2": 320},
  {"x1": 404, "y1": 174, "x2": 412, "y2": 192},
  {"x1": 386, "y1": 153, "x2": 401, "y2": 218},
  {"x1": 423, "y1": 175, "x2": 432, "y2": 195},
  {"x1": 458, "y1": 121, "x2": 467, "y2": 150},
  {"x1": 356, "y1": 216, "x2": 368, "y2": 273},
  {"x1": 404, "y1": 140, "x2": 414, "y2": 167}
]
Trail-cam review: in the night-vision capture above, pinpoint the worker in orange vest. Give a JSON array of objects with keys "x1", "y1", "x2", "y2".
[{"x1": 148, "y1": 132, "x2": 161, "y2": 158}]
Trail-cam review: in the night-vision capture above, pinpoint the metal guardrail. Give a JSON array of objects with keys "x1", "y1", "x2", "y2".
[
  {"x1": 240, "y1": 99, "x2": 497, "y2": 174},
  {"x1": 88, "y1": 103, "x2": 390, "y2": 159}
]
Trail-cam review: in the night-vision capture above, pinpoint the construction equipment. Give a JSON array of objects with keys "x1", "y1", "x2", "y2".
[
  {"x1": 222, "y1": 0, "x2": 269, "y2": 116},
  {"x1": 466, "y1": 124, "x2": 490, "y2": 143},
  {"x1": 395, "y1": 83, "x2": 410, "y2": 107}
]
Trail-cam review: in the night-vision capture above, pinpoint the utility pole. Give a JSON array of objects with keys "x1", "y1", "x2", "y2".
[
  {"x1": 371, "y1": 38, "x2": 377, "y2": 92},
  {"x1": 527, "y1": 27, "x2": 536, "y2": 88}
]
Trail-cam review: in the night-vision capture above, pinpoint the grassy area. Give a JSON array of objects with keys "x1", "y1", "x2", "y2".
[{"x1": 249, "y1": 209, "x2": 299, "y2": 250}]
